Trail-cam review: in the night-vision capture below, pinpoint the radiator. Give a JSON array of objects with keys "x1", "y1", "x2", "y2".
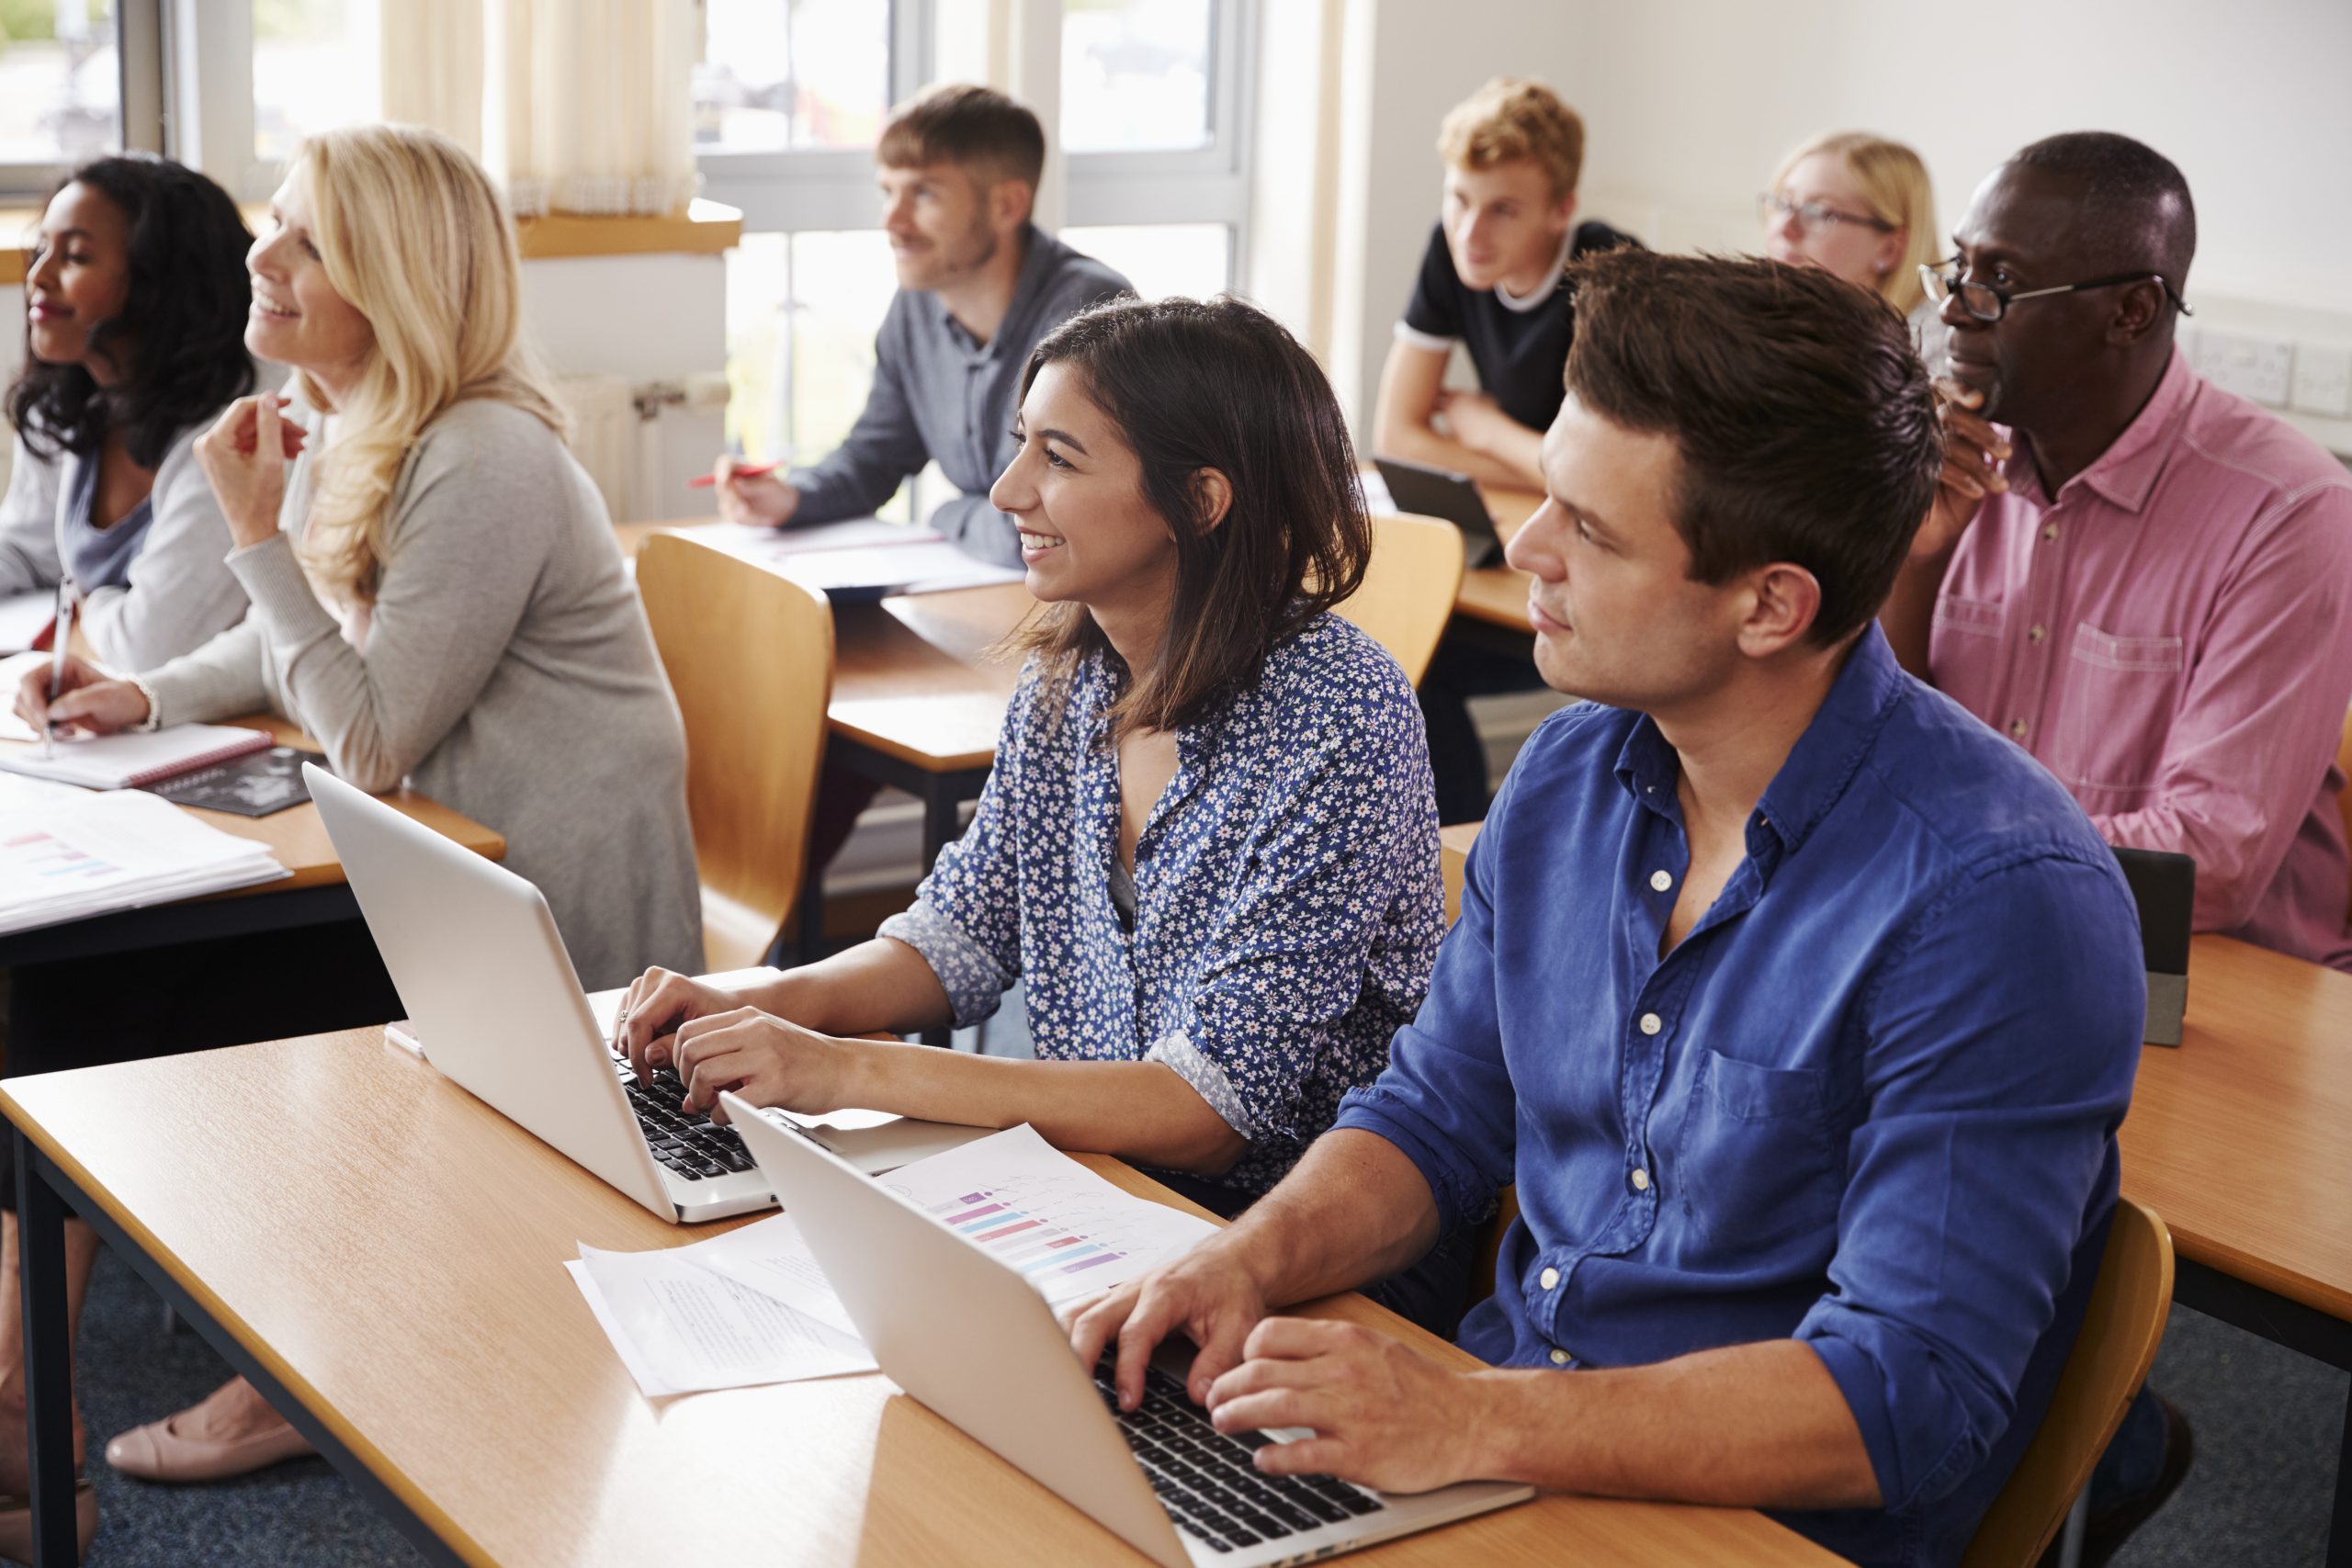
[{"x1": 552, "y1": 372, "x2": 637, "y2": 526}]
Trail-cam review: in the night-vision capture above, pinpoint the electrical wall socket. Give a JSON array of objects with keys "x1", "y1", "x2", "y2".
[
  {"x1": 2199, "y1": 329, "x2": 2296, "y2": 407},
  {"x1": 2291, "y1": 343, "x2": 2352, "y2": 419}
]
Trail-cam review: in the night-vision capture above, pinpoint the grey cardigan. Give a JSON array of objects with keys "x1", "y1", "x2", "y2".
[
  {"x1": 0, "y1": 423, "x2": 250, "y2": 670},
  {"x1": 142, "y1": 399, "x2": 703, "y2": 988}
]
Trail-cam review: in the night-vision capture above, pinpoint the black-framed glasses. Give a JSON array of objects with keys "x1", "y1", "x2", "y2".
[
  {"x1": 1758, "y1": 191, "x2": 1894, "y2": 236},
  {"x1": 1920, "y1": 261, "x2": 2193, "y2": 323}
]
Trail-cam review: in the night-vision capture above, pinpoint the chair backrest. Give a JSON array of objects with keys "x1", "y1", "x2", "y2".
[
  {"x1": 636, "y1": 531, "x2": 835, "y2": 970},
  {"x1": 1331, "y1": 513, "x2": 1465, "y2": 686},
  {"x1": 2335, "y1": 705, "x2": 2352, "y2": 919},
  {"x1": 1961, "y1": 1198, "x2": 2174, "y2": 1568}
]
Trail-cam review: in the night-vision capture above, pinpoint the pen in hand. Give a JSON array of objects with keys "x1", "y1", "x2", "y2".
[
  {"x1": 685, "y1": 460, "x2": 778, "y2": 491},
  {"x1": 40, "y1": 577, "x2": 72, "y2": 759}
]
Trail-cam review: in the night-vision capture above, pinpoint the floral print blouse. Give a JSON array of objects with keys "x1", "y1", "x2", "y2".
[{"x1": 877, "y1": 613, "x2": 1445, "y2": 1200}]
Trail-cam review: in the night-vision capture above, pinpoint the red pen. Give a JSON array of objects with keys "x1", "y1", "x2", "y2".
[{"x1": 686, "y1": 461, "x2": 780, "y2": 491}]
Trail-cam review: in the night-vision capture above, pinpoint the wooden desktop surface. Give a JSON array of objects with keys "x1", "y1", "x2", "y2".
[
  {"x1": 1447, "y1": 486, "x2": 1544, "y2": 631},
  {"x1": 2120, "y1": 933, "x2": 2352, "y2": 1323},
  {"x1": 0, "y1": 712, "x2": 503, "y2": 895},
  {"x1": 1441, "y1": 824, "x2": 2352, "y2": 1332},
  {"x1": 1, "y1": 1030, "x2": 1837, "y2": 1568}
]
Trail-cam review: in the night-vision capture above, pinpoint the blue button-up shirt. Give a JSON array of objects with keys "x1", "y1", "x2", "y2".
[
  {"x1": 883, "y1": 614, "x2": 1445, "y2": 1201},
  {"x1": 1334, "y1": 626, "x2": 2143, "y2": 1568}
]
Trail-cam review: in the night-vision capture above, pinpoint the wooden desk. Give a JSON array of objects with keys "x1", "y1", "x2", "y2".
[
  {"x1": 0, "y1": 717, "x2": 503, "y2": 969},
  {"x1": 1441, "y1": 485, "x2": 1544, "y2": 634},
  {"x1": 2, "y1": 1029, "x2": 1838, "y2": 1567},
  {"x1": 2120, "y1": 933, "x2": 2352, "y2": 1563}
]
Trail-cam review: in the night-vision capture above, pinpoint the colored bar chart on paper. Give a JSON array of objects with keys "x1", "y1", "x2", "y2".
[{"x1": 885, "y1": 1125, "x2": 1220, "y2": 1306}]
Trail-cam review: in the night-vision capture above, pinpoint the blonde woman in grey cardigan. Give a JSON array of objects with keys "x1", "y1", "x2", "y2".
[
  {"x1": 2, "y1": 154, "x2": 261, "y2": 671},
  {"x1": 17, "y1": 124, "x2": 702, "y2": 1494}
]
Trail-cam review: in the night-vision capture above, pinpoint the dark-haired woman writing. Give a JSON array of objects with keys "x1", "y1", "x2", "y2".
[
  {"x1": 618, "y1": 296, "x2": 1456, "y2": 1309},
  {"x1": 1, "y1": 155, "x2": 258, "y2": 666}
]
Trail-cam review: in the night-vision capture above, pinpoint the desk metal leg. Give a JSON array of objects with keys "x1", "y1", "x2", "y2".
[
  {"x1": 2335, "y1": 1384, "x2": 2351, "y2": 1568},
  {"x1": 15, "y1": 1139, "x2": 76, "y2": 1567},
  {"x1": 12, "y1": 1144, "x2": 468, "y2": 1568},
  {"x1": 916, "y1": 781, "x2": 962, "y2": 1049}
]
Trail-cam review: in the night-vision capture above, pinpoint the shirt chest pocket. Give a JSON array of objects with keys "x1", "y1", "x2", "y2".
[
  {"x1": 1669, "y1": 1049, "x2": 1842, "y2": 1250},
  {"x1": 2048, "y1": 623, "x2": 2187, "y2": 806}
]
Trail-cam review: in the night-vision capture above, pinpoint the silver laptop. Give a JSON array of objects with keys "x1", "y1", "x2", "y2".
[
  {"x1": 724, "y1": 1090, "x2": 1532, "y2": 1567},
  {"x1": 304, "y1": 763, "x2": 985, "y2": 1224}
]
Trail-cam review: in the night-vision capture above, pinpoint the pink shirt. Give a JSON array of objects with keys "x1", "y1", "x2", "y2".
[{"x1": 1931, "y1": 347, "x2": 2352, "y2": 969}]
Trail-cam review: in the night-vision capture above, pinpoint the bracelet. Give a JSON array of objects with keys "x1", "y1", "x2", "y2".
[{"x1": 125, "y1": 673, "x2": 164, "y2": 733}]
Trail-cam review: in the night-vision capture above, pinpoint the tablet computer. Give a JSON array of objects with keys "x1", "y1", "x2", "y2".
[{"x1": 1372, "y1": 457, "x2": 1506, "y2": 569}]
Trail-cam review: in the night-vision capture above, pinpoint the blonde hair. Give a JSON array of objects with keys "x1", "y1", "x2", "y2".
[
  {"x1": 288, "y1": 123, "x2": 565, "y2": 605},
  {"x1": 1772, "y1": 131, "x2": 1939, "y2": 314},
  {"x1": 1437, "y1": 77, "x2": 1584, "y2": 201}
]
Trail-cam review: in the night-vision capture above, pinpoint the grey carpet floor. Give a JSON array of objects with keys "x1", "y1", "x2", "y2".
[{"x1": 40, "y1": 1195, "x2": 2348, "y2": 1565}]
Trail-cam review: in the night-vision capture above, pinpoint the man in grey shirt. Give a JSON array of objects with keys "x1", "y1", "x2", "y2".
[{"x1": 715, "y1": 85, "x2": 1131, "y2": 567}]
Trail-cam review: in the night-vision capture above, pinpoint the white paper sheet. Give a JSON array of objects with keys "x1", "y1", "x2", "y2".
[
  {"x1": 569, "y1": 1233, "x2": 874, "y2": 1398},
  {"x1": 868, "y1": 1124, "x2": 1219, "y2": 1307},
  {"x1": 673, "y1": 1211, "x2": 862, "y2": 1337}
]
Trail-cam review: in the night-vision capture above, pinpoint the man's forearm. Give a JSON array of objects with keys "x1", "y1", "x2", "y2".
[
  {"x1": 1470, "y1": 1338, "x2": 1881, "y2": 1510},
  {"x1": 1221, "y1": 1129, "x2": 1445, "y2": 1306}
]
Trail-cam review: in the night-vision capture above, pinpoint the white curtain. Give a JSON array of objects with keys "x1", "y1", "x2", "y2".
[
  {"x1": 378, "y1": 0, "x2": 699, "y2": 219},
  {"x1": 488, "y1": 0, "x2": 699, "y2": 217}
]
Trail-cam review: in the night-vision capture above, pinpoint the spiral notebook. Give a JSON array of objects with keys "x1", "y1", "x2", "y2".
[{"x1": 0, "y1": 724, "x2": 277, "y2": 791}]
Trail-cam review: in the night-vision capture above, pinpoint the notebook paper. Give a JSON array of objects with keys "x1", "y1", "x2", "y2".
[{"x1": 0, "y1": 724, "x2": 275, "y2": 790}]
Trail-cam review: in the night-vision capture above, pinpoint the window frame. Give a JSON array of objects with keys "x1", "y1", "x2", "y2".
[{"x1": 0, "y1": 0, "x2": 165, "y2": 202}]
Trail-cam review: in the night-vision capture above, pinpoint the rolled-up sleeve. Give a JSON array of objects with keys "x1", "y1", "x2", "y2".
[
  {"x1": 875, "y1": 675, "x2": 1034, "y2": 1027},
  {"x1": 1154, "y1": 661, "x2": 1441, "y2": 1144},
  {"x1": 1795, "y1": 851, "x2": 2142, "y2": 1511},
  {"x1": 1332, "y1": 768, "x2": 1520, "y2": 1232}
]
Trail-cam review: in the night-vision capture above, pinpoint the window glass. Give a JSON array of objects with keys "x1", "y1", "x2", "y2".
[
  {"x1": 1060, "y1": 0, "x2": 1212, "y2": 154},
  {"x1": 725, "y1": 228, "x2": 910, "y2": 520},
  {"x1": 1061, "y1": 223, "x2": 1230, "y2": 302},
  {"x1": 0, "y1": 0, "x2": 120, "y2": 170},
  {"x1": 695, "y1": 0, "x2": 893, "y2": 153},
  {"x1": 252, "y1": 0, "x2": 381, "y2": 165}
]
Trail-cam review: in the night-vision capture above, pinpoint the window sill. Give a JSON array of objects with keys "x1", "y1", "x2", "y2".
[{"x1": 0, "y1": 198, "x2": 742, "y2": 286}]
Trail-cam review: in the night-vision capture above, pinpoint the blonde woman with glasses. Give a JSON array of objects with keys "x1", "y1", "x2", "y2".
[
  {"x1": 1761, "y1": 131, "x2": 1947, "y2": 373},
  {"x1": 14, "y1": 123, "x2": 702, "y2": 1497}
]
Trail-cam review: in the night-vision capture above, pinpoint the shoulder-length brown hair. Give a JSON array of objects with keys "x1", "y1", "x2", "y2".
[{"x1": 1010, "y1": 295, "x2": 1371, "y2": 740}]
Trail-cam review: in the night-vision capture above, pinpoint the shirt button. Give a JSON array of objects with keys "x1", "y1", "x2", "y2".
[
  {"x1": 1631, "y1": 1168, "x2": 1652, "y2": 1192},
  {"x1": 1638, "y1": 1012, "x2": 1662, "y2": 1036},
  {"x1": 2008, "y1": 717, "x2": 2030, "y2": 740},
  {"x1": 2041, "y1": 523, "x2": 2060, "y2": 544},
  {"x1": 2028, "y1": 624, "x2": 2047, "y2": 643},
  {"x1": 1649, "y1": 869, "x2": 1672, "y2": 892},
  {"x1": 1548, "y1": 1348, "x2": 1571, "y2": 1366},
  {"x1": 1539, "y1": 1267, "x2": 1560, "y2": 1291}
]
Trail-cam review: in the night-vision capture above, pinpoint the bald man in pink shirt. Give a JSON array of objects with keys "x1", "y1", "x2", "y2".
[{"x1": 1885, "y1": 133, "x2": 2352, "y2": 976}]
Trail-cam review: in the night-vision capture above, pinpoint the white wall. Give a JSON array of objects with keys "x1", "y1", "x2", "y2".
[{"x1": 1325, "y1": 0, "x2": 2352, "y2": 440}]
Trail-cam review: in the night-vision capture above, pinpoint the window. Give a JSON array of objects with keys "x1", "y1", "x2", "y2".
[
  {"x1": 1060, "y1": 0, "x2": 1212, "y2": 154},
  {"x1": 696, "y1": 0, "x2": 1253, "y2": 519},
  {"x1": 250, "y1": 0, "x2": 379, "y2": 166},
  {"x1": 0, "y1": 0, "x2": 122, "y2": 191}
]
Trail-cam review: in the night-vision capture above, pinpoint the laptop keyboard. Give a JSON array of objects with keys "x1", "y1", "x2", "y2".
[
  {"x1": 610, "y1": 1053, "x2": 755, "y2": 1183},
  {"x1": 1091, "y1": 1357, "x2": 1385, "y2": 1553}
]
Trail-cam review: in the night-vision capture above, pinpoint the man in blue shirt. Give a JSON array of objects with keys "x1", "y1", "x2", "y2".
[{"x1": 1072, "y1": 250, "x2": 2146, "y2": 1568}]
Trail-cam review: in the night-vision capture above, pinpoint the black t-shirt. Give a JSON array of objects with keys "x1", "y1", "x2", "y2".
[{"x1": 1398, "y1": 218, "x2": 1643, "y2": 433}]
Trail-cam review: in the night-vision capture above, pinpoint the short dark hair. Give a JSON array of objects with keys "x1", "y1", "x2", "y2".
[
  {"x1": 2010, "y1": 131, "x2": 2197, "y2": 291},
  {"x1": 1563, "y1": 250, "x2": 1941, "y2": 646},
  {"x1": 6, "y1": 154, "x2": 257, "y2": 469},
  {"x1": 1012, "y1": 295, "x2": 1372, "y2": 739},
  {"x1": 876, "y1": 84, "x2": 1046, "y2": 190}
]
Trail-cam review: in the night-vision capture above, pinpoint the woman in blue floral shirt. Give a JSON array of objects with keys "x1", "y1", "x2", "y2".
[{"x1": 617, "y1": 295, "x2": 1446, "y2": 1261}]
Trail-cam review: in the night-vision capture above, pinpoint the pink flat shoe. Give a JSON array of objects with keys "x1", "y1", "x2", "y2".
[
  {"x1": 0, "y1": 1477, "x2": 99, "y2": 1564},
  {"x1": 105, "y1": 1404, "x2": 313, "y2": 1483}
]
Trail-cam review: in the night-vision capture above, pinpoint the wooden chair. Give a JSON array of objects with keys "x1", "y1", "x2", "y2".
[
  {"x1": 1332, "y1": 513, "x2": 1466, "y2": 686},
  {"x1": 636, "y1": 532, "x2": 835, "y2": 972},
  {"x1": 1961, "y1": 1198, "x2": 2174, "y2": 1568},
  {"x1": 2335, "y1": 705, "x2": 2352, "y2": 919}
]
